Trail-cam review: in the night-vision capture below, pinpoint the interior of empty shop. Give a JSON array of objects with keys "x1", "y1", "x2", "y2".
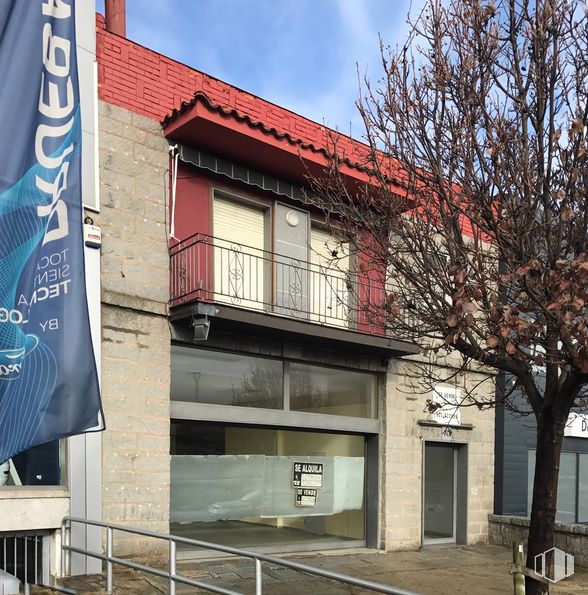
[{"x1": 169, "y1": 342, "x2": 382, "y2": 553}]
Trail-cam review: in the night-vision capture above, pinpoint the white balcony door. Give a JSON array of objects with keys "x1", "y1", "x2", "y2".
[
  {"x1": 310, "y1": 226, "x2": 349, "y2": 327},
  {"x1": 274, "y1": 204, "x2": 309, "y2": 319},
  {"x1": 213, "y1": 196, "x2": 266, "y2": 310}
]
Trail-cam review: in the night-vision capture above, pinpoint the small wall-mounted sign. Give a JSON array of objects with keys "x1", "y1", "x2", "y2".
[
  {"x1": 564, "y1": 413, "x2": 588, "y2": 439},
  {"x1": 295, "y1": 488, "x2": 318, "y2": 507},
  {"x1": 83, "y1": 224, "x2": 101, "y2": 249},
  {"x1": 292, "y1": 462, "x2": 323, "y2": 488},
  {"x1": 432, "y1": 386, "x2": 461, "y2": 426}
]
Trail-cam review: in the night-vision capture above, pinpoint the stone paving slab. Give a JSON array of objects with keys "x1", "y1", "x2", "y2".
[{"x1": 31, "y1": 545, "x2": 588, "y2": 594}]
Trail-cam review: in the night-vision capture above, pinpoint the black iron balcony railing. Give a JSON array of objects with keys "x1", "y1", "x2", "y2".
[{"x1": 169, "y1": 233, "x2": 387, "y2": 336}]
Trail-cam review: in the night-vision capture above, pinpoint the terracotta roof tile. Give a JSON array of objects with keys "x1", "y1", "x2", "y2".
[{"x1": 163, "y1": 91, "x2": 375, "y2": 175}]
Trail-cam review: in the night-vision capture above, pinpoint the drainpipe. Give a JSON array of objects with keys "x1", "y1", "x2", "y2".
[{"x1": 105, "y1": 0, "x2": 126, "y2": 37}]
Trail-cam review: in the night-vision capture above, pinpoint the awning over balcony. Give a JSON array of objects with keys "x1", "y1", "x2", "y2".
[{"x1": 177, "y1": 145, "x2": 307, "y2": 203}]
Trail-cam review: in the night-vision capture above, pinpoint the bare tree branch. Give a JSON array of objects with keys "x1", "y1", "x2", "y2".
[{"x1": 308, "y1": 2, "x2": 587, "y2": 592}]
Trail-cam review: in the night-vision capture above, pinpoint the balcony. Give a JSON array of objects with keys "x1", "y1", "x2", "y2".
[{"x1": 169, "y1": 233, "x2": 390, "y2": 337}]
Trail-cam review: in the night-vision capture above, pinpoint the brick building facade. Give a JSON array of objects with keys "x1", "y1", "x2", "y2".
[
  {"x1": 1, "y1": 3, "x2": 496, "y2": 579},
  {"x1": 94, "y1": 9, "x2": 495, "y2": 556}
]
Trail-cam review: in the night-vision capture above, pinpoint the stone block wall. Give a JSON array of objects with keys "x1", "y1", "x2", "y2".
[
  {"x1": 382, "y1": 358, "x2": 495, "y2": 550},
  {"x1": 96, "y1": 100, "x2": 171, "y2": 555},
  {"x1": 489, "y1": 514, "x2": 588, "y2": 567}
]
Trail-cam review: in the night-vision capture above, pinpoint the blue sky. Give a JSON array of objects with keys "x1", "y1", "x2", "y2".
[{"x1": 95, "y1": 1, "x2": 424, "y2": 140}]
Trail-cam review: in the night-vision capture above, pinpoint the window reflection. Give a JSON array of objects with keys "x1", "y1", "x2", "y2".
[
  {"x1": 171, "y1": 346, "x2": 283, "y2": 409},
  {"x1": 528, "y1": 449, "x2": 581, "y2": 523},
  {"x1": 579, "y1": 454, "x2": 588, "y2": 522},
  {"x1": 290, "y1": 363, "x2": 376, "y2": 418},
  {"x1": 1, "y1": 440, "x2": 62, "y2": 486}
]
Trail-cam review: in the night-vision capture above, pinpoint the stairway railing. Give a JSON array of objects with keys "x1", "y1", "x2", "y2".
[{"x1": 60, "y1": 516, "x2": 419, "y2": 595}]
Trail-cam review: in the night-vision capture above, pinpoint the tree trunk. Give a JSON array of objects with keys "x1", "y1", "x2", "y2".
[{"x1": 525, "y1": 414, "x2": 566, "y2": 595}]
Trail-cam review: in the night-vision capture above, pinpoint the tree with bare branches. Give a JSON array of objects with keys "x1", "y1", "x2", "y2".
[{"x1": 310, "y1": 1, "x2": 587, "y2": 592}]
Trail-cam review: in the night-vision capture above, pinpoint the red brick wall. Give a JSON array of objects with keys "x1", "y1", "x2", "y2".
[
  {"x1": 173, "y1": 163, "x2": 211, "y2": 241},
  {"x1": 96, "y1": 13, "x2": 369, "y2": 166}
]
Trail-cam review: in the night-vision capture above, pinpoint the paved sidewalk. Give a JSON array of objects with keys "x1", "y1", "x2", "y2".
[{"x1": 38, "y1": 545, "x2": 588, "y2": 594}]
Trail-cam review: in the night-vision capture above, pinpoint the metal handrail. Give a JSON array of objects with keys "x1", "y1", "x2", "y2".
[
  {"x1": 169, "y1": 232, "x2": 388, "y2": 336},
  {"x1": 60, "y1": 516, "x2": 419, "y2": 595}
]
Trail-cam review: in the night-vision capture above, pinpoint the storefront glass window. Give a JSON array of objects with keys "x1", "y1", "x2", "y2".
[
  {"x1": 528, "y1": 449, "x2": 580, "y2": 523},
  {"x1": 556, "y1": 453, "x2": 577, "y2": 523},
  {"x1": 172, "y1": 346, "x2": 283, "y2": 409},
  {"x1": 579, "y1": 454, "x2": 588, "y2": 523},
  {"x1": 1, "y1": 440, "x2": 63, "y2": 487},
  {"x1": 172, "y1": 346, "x2": 379, "y2": 418},
  {"x1": 170, "y1": 420, "x2": 365, "y2": 550},
  {"x1": 290, "y1": 363, "x2": 376, "y2": 418}
]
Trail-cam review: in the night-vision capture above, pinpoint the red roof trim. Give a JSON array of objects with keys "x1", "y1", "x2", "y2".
[
  {"x1": 96, "y1": 12, "x2": 381, "y2": 177},
  {"x1": 163, "y1": 92, "x2": 380, "y2": 177}
]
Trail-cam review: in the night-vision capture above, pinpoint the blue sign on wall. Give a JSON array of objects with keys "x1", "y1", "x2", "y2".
[{"x1": 0, "y1": 0, "x2": 104, "y2": 464}]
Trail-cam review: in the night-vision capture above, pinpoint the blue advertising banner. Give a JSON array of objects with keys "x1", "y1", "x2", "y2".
[{"x1": 0, "y1": 0, "x2": 103, "y2": 464}]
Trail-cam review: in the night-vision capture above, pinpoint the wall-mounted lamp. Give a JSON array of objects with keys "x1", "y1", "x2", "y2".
[
  {"x1": 190, "y1": 303, "x2": 218, "y2": 341},
  {"x1": 285, "y1": 210, "x2": 300, "y2": 227},
  {"x1": 192, "y1": 316, "x2": 211, "y2": 341}
]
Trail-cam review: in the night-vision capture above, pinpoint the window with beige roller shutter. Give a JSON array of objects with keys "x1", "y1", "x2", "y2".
[{"x1": 213, "y1": 195, "x2": 267, "y2": 310}]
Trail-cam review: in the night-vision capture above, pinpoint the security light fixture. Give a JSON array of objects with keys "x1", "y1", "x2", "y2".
[
  {"x1": 190, "y1": 303, "x2": 218, "y2": 341},
  {"x1": 192, "y1": 316, "x2": 210, "y2": 341}
]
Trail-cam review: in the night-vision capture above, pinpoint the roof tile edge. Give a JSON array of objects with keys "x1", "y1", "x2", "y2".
[{"x1": 95, "y1": 11, "x2": 375, "y2": 172}]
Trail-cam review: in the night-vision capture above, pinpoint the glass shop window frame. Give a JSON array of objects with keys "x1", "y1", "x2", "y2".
[
  {"x1": 171, "y1": 344, "x2": 379, "y2": 422},
  {"x1": 0, "y1": 439, "x2": 67, "y2": 488},
  {"x1": 171, "y1": 345, "x2": 284, "y2": 410},
  {"x1": 527, "y1": 449, "x2": 588, "y2": 524},
  {"x1": 289, "y1": 361, "x2": 377, "y2": 418}
]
